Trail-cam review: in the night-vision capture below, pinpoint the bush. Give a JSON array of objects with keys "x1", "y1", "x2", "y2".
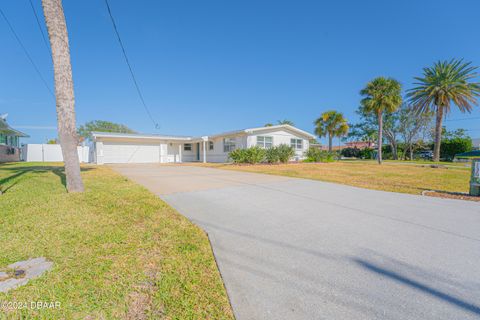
[
  {"x1": 228, "y1": 145, "x2": 294, "y2": 164},
  {"x1": 228, "y1": 149, "x2": 248, "y2": 164},
  {"x1": 441, "y1": 137, "x2": 473, "y2": 161},
  {"x1": 245, "y1": 146, "x2": 266, "y2": 164},
  {"x1": 304, "y1": 148, "x2": 336, "y2": 162},
  {"x1": 228, "y1": 146, "x2": 266, "y2": 164},
  {"x1": 265, "y1": 147, "x2": 280, "y2": 163},
  {"x1": 359, "y1": 148, "x2": 374, "y2": 159},
  {"x1": 341, "y1": 147, "x2": 360, "y2": 158},
  {"x1": 276, "y1": 144, "x2": 295, "y2": 163}
]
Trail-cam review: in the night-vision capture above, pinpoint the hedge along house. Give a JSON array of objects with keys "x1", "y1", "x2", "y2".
[
  {"x1": 91, "y1": 124, "x2": 315, "y2": 164},
  {"x1": 0, "y1": 114, "x2": 29, "y2": 162}
]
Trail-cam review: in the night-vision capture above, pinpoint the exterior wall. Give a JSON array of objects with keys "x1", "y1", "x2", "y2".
[
  {"x1": 23, "y1": 144, "x2": 89, "y2": 163},
  {"x1": 246, "y1": 129, "x2": 310, "y2": 160},
  {"x1": 95, "y1": 139, "x2": 185, "y2": 164},
  {"x1": 205, "y1": 135, "x2": 248, "y2": 163},
  {"x1": 0, "y1": 145, "x2": 20, "y2": 162}
]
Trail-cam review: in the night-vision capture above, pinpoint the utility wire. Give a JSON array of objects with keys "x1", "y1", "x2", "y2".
[
  {"x1": 103, "y1": 0, "x2": 159, "y2": 129},
  {"x1": 0, "y1": 6, "x2": 54, "y2": 97},
  {"x1": 445, "y1": 116, "x2": 480, "y2": 122},
  {"x1": 28, "y1": 0, "x2": 51, "y2": 54}
]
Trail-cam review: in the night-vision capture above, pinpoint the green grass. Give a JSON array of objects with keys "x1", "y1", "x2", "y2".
[
  {"x1": 205, "y1": 160, "x2": 470, "y2": 195},
  {"x1": 0, "y1": 162, "x2": 233, "y2": 319}
]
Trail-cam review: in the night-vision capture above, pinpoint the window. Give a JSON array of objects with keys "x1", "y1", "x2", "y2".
[
  {"x1": 209, "y1": 141, "x2": 214, "y2": 151},
  {"x1": 184, "y1": 143, "x2": 192, "y2": 151},
  {"x1": 257, "y1": 136, "x2": 273, "y2": 148},
  {"x1": 223, "y1": 138, "x2": 236, "y2": 152},
  {"x1": 290, "y1": 138, "x2": 303, "y2": 149}
]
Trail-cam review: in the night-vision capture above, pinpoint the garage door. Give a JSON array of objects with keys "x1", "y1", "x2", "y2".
[{"x1": 103, "y1": 141, "x2": 160, "y2": 163}]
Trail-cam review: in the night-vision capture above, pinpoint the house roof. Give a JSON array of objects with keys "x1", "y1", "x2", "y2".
[
  {"x1": 208, "y1": 124, "x2": 316, "y2": 139},
  {"x1": 0, "y1": 115, "x2": 29, "y2": 137},
  {"x1": 91, "y1": 131, "x2": 192, "y2": 141},
  {"x1": 92, "y1": 124, "x2": 315, "y2": 141}
]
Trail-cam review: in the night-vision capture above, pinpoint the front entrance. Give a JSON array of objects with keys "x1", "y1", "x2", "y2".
[{"x1": 196, "y1": 142, "x2": 200, "y2": 161}]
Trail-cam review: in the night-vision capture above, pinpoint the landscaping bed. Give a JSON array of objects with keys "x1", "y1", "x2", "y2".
[{"x1": 0, "y1": 162, "x2": 233, "y2": 319}]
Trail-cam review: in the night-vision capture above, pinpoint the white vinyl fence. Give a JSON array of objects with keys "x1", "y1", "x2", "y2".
[{"x1": 22, "y1": 144, "x2": 90, "y2": 163}]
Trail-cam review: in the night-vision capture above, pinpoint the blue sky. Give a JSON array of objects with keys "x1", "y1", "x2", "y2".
[{"x1": 1, "y1": 0, "x2": 479, "y2": 144}]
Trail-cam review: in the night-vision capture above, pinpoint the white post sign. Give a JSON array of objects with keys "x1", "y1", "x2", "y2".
[{"x1": 474, "y1": 161, "x2": 480, "y2": 182}]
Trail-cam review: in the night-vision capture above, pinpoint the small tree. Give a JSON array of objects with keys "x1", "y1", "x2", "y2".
[
  {"x1": 441, "y1": 128, "x2": 473, "y2": 160},
  {"x1": 314, "y1": 111, "x2": 349, "y2": 152},
  {"x1": 397, "y1": 104, "x2": 434, "y2": 160},
  {"x1": 78, "y1": 120, "x2": 136, "y2": 140}
]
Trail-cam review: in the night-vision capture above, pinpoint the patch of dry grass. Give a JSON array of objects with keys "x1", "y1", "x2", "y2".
[
  {"x1": 0, "y1": 162, "x2": 233, "y2": 319},
  {"x1": 205, "y1": 161, "x2": 470, "y2": 195}
]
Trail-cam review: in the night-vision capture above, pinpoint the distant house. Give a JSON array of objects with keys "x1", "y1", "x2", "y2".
[
  {"x1": 321, "y1": 140, "x2": 375, "y2": 151},
  {"x1": 0, "y1": 114, "x2": 28, "y2": 162},
  {"x1": 472, "y1": 138, "x2": 480, "y2": 150},
  {"x1": 91, "y1": 124, "x2": 315, "y2": 164}
]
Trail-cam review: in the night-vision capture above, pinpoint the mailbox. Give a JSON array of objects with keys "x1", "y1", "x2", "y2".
[{"x1": 470, "y1": 158, "x2": 480, "y2": 196}]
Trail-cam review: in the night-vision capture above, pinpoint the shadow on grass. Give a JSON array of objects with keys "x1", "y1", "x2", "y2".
[{"x1": 0, "y1": 165, "x2": 94, "y2": 193}]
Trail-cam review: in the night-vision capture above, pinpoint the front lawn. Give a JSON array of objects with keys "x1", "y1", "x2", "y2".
[
  {"x1": 0, "y1": 163, "x2": 233, "y2": 319},
  {"x1": 208, "y1": 160, "x2": 470, "y2": 195}
]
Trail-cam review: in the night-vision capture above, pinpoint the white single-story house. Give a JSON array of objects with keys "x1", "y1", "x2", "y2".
[{"x1": 91, "y1": 124, "x2": 315, "y2": 164}]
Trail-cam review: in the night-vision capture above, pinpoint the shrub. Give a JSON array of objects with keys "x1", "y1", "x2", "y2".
[
  {"x1": 358, "y1": 148, "x2": 374, "y2": 159},
  {"x1": 265, "y1": 147, "x2": 280, "y2": 163},
  {"x1": 245, "y1": 146, "x2": 266, "y2": 164},
  {"x1": 304, "y1": 147, "x2": 336, "y2": 163},
  {"x1": 441, "y1": 137, "x2": 473, "y2": 161},
  {"x1": 341, "y1": 147, "x2": 360, "y2": 158},
  {"x1": 228, "y1": 146, "x2": 266, "y2": 164},
  {"x1": 276, "y1": 144, "x2": 295, "y2": 163},
  {"x1": 228, "y1": 149, "x2": 248, "y2": 163}
]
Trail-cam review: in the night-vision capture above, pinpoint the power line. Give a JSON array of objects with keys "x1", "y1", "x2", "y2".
[
  {"x1": 28, "y1": 0, "x2": 51, "y2": 54},
  {"x1": 0, "y1": 6, "x2": 54, "y2": 97},
  {"x1": 445, "y1": 116, "x2": 480, "y2": 122},
  {"x1": 103, "y1": 0, "x2": 159, "y2": 129}
]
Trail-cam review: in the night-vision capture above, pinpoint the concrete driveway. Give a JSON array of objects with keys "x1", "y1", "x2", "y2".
[{"x1": 112, "y1": 164, "x2": 480, "y2": 320}]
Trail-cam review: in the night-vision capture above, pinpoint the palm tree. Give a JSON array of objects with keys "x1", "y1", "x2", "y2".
[
  {"x1": 314, "y1": 111, "x2": 349, "y2": 152},
  {"x1": 407, "y1": 59, "x2": 480, "y2": 162},
  {"x1": 42, "y1": 0, "x2": 84, "y2": 192},
  {"x1": 277, "y1": 119, "x2": 295, "y2": 126},
  {"x1": 360, "y1": 77, "x2": 402, "y2": 164}
]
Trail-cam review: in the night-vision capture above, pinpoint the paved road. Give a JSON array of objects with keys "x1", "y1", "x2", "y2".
[{"x1": 112, "y1": 164, "x2": 480, "y2": 320}]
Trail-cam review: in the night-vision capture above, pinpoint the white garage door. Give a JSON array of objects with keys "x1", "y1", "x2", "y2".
[{"x1": 103, "y1": 141, "x2": 160, "y2": 163}]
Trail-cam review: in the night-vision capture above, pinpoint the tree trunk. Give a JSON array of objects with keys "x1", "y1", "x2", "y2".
[
  {"x1": 328, "y1": 133, "x2": 333, "y2": 152},
  {"x1": 391, "y1": 142, "x2": 398, "y2": 160},
  {"x1": 377, "y1": 111, "x2": 383, "y2": 164},
  {"x1": 42, "y1": 0, "x2": 84, "y2": 192},
  {"x1": 433, "y1": 106, "x2": 444, "y2": 162},
  {"x1": 409, "y1": 145, "x2": 413, "y2": 160}
]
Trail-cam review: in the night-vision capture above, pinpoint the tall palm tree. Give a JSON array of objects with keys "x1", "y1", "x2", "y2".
[
  {"x1": 42, "y1": 0, "x2": 84, "y2": 192},
  {"x1": 407, "y1": 59, "x2": 480, "y2": 162},
  {"x1": 360, "y1": 77, "x2": 402, "y2": 164},
  {"x1": 314, "y1": 111, "x2": 349, "y2": 152}
]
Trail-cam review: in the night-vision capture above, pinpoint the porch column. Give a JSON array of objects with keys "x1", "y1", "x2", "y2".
[
  {"x1": 202, "y1": 140, "x2": 207, "y2": 163},
  {"x1": 178, "y1": 144, "x2": 182, "y2": 163}
]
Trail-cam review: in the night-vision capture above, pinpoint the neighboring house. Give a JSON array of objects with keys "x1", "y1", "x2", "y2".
[
  {"x1": 91, "y1": 124, "x2": 315, "y2": 164},
  {"x1": 345, "y1": 141, "x2": 375, "y2": 149},
  {"x1": 472, "y1": 138, "x2": 480, "y2": 150},
  {"x1": 320, "y1": 141, "x2": 375, "y2": 151},
  {"x1": 0, "y1": 114, "x2": 28, "y2": 162}
]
